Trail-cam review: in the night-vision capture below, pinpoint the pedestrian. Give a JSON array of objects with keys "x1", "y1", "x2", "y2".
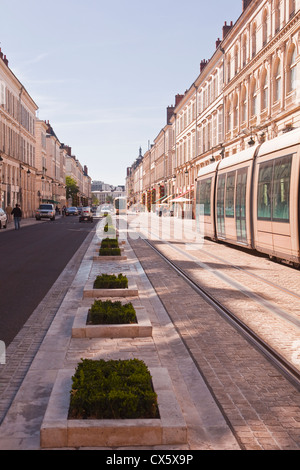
[
  {"x1": 11, "y1": 204, "x2": 22, "y2": 230},
  {"x1": 62, "y1": 205, "x2": 66, "y2": 217},
  {"x1": 5, "y1": 204, "x2": 12, "y2": 223}
]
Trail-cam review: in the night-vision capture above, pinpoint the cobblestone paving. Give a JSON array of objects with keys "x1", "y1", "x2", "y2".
[{"x1": 129, "y1": 236, "x2": 300, "y2": 450}]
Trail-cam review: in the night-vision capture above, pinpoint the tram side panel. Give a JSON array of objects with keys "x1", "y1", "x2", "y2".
[{"x1": 252, "y1": 142, "x2": 300, "y2": 264}]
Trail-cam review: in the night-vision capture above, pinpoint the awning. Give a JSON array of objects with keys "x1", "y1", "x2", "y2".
[
  {"x1": 169, "y1": 197, "x2": 192, "y2": 203},
  {"x1": 42, "y1": 199, "x2": 60, "y2": 204}
]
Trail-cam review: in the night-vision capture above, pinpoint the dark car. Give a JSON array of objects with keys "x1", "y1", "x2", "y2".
[
  {"x1": 66, "y1": 207, "x2": 78, "y2": 216},
  {"x1": 79, "y1": 207, "x2": 93, "y2": 222},
  {"x1": 0, "y1": 208, "x2": 7, "y2": 229}
]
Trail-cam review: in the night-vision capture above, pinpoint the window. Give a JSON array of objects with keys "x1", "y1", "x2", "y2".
[
  {"x1": 274, "y1": 0, "x2": 280, "y2": 33},
  {"x1": 274, "y1": 60, "x2": 281, "y2": 102},
  {"x1": 251, "y1": 79, "x2": 257, "y2": 117},
  {"x1": 257, "y1": 162, "x2": 272, "y2": 219},
  {"x1": 198, "y1": 178, "x2": 212, "y2": 216},
  {"x1": 261, "y1": 71, "x2": 268, "y2": 110},
  {"x1": 241, "y1": 86, "x2": 247, "y2": 122},
  {"x1": 272, "y1": 156, "x2": 292, "y2": 220},
  {"x1": 233, "y1": 94, "x2": 238, "y2": 128},
  {"x1": 252, "y1": 23, "x2": 257, "y2": 58},
  {"x1": 242, "y1": 35, "x2": 247, "y2": 67},
  {"x1": 289, "y1": 0, "x2": 295, "y2": 18},
  {"x1": 217, "y1": 175, "x2": 226, "y2": 236},
  {"x1": 262, "y1": 9, "x2": 268, "y2": 46},
  {"x1": 257, "y1": 155, "x2": 292, "y2": 221},
  {"x1": 225, "y1": 172, "x2": 235, "y2": 217},
  {"x1": 227, "y1": 56, "x2": 231, "y2": 83},
  {"x1": 287, "y1": 46, "x2": 297, "y2": 93}
]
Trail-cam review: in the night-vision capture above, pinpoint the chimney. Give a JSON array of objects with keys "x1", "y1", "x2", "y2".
[
  {"x1": 0, "y1": 49, "x2": 3, "y2": 60},
  {"x1": 175, "y1": 94, "x2": 184, "y2": 107},
  {"x1": 243, "y1": 0, "x2": 252, "y2": 11},
  {"x1": 200, "y1": 59, "x2": 208, "y2": 73},
  {"x1": 167, "y1": 105, "x2": 175, "y2": 124},
  {"x1": 216, "y1": 38, "x2": 222, "y2": 49},
  {"x1": 222, "y1": 21, "x2": 233, "y2": 39},
  {"x1": 3, "y1": 55, "x2": 8, "y2": 66}
]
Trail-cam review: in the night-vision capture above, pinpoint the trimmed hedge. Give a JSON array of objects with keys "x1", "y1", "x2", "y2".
[
  {"x1": 88, "y1": 300, "x2": 137, "y2": 324},
  {"x1": 68, "y1": 359, "x2": 159, "y2": 420},
  {"x1": 93, "y1": 273, "x2": 128, "y2": 289},
  {"x1": 101, "y1": 237, "x2": 119, "y2": 248},
  {"x1": 99, "y1": 247, "x2": 121, "y2": 256}
]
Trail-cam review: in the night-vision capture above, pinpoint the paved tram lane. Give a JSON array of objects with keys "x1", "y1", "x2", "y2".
[{"x1": 0, "y1": 216, "x2": 96, "y2": 346}]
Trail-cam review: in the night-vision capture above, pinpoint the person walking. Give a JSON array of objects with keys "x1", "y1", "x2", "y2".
[
  {"x1": 5, "y1": 204, "x2": 12, "y2": 223},
  {"x1": 11, "y1": 204, "x2": 22, "y2": 230}
]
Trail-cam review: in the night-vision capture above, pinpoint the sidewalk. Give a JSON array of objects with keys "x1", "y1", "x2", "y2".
[
  {"x1": 1, "y1": 217, "x2": 48, "y2": 232},
  {"x1": 0, "y1": 220, "x2": 240, "y2": 450}
]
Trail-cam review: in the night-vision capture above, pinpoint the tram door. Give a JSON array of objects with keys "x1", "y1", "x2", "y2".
[
  {"x1": 217, "y1": 175, "x2": 226, "y2": 238},
  {"x1": 235, "y1": 169, "x2": 248, "y2": 243}
]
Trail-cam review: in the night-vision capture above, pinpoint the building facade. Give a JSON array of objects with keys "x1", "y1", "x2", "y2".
[
  {"x1": 126, "y1": 0, "x2": 300, "y2": 217},
  {"x1": 0, "y1": 52, "x2": 91, "y2": 216},
  {"x1": 0, "y1": 50, "x2": 38, "y2": 217}
]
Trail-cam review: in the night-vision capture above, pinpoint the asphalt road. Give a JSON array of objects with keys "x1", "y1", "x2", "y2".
[{"x1": 0, "y1": 215, "x2": 96, "y2": 346}]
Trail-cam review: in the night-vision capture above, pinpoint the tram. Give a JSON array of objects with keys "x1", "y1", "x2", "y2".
[
  {"x1": 196, "y1": 127, "x2": 300, "y2": 267},
  {"x1": 114, "y1": 197, "x2": 127, "y2": 215}
]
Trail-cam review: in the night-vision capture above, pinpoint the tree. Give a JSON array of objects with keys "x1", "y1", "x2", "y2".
[
  {"x1": 106, "y1": 195, "x2": 114, "y2": 204},
  {"x1": 66, "y1": 176, "x2": 79, "y2": 204},
  {"x1": 92, "y1": 194, "x2": 99, "y2": 206}
]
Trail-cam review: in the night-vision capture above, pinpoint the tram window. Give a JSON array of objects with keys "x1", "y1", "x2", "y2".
[
  {"x1": 198, "y1": 178, "x2": 212, "y2": 215},
  {"x1": 225, "y1": 172, "x2": 235, "y2": 217},
  {"x1": 257, "y1": 163, "x2": 272, "y2": 219},
  {"x1": 272, "y1": 156, "x2": 291, "y2": 221},
  {"x1": 257, "y1": 155, "x2": 292, "y2": 222}
]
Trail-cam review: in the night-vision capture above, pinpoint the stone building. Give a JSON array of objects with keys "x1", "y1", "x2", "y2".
[
  {"x1": 0, "y1": 49, "x2": 38, "y2": 217},
  {"x1": 126, "y1": 0, "x2": 300, "y2": 217}
]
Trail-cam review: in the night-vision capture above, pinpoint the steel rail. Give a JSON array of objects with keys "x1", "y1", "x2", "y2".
[{"x1": 143, "y1": 238, "x2": 300, "y2": 390}]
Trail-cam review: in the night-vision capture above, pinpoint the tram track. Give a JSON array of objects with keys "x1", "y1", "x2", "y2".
[{"x1": 142, "y1": 236, "x2": 300, "y2": 390}]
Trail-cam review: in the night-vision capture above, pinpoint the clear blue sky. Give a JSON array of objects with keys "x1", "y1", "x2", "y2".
[{"x1": 1, "y1": 0, "x2": 243, "y2": 186}]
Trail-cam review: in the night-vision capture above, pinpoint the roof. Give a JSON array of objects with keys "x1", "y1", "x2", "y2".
[{"x1": 258, "y1": 127, "x2": 300, "y2": 158}]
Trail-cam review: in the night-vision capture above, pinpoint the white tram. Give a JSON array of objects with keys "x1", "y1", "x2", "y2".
[
  {"x1": 114, "y1": 197, "x2": 127, "y2": 215},
  {"x1": 196, "y1": 127, "x2": 300, "y2": 267}
]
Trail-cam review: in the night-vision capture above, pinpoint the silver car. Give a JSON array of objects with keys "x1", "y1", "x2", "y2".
[
  {"x1": 0, "y1": 208, "x2": 7, "y2": 229},
  {"x1": 79, "y1": 207, "x2": 93, "y2": 222},
  {"x1": 35, "y1": 204, "x2": 56, "y2": 221}
]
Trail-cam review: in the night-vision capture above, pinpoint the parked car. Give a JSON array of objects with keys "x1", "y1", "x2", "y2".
[
  {"x1": 35, "y1": 204, "x2": 56, "y2": 221},
  {"x1": 0, "y1": 208, "x2": 7, "y2": 229},
  {"x1": 79, "y1": 207, "x2": 93, "y2": 223},
  {"x1": 66, "y1": 207, "x2": 78, "y2": 216}
]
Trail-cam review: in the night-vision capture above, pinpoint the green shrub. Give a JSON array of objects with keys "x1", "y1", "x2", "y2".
[
  {"x1": 99, "y1": 247, "x2": 121, "y2": 256},
  {"x1": 68, "y1": 359, "x2": 159, "y2": 419},
  {"x1": 104, "y1": 223, "x2": 116, "y2": 233},
  {"x1": 101, "y1": 237, "x2": 119, "y2": 248},
  {"x1": 88, "y1": 300, "x2": 137, "y2": 324},
  {"x1": 93, "y1": 273, "x2": 128, "y2": 289}
]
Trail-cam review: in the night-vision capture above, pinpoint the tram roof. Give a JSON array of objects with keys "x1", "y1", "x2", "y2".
[
  {"x1": 257, "y1": 126, "x2": 300, "y2": 157},
  {"x1": 197, "y1": 127, "x2": 300, "y2": 180},
  {"x1": 197, "y1": 145, "x2": 258, "y2": 179}
]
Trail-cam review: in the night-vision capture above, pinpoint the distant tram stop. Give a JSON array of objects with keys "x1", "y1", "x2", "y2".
[{"x1": 0, "y1": 341, "x2": 5, "y2": 365}]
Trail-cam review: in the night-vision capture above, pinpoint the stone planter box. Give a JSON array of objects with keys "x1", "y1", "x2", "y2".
[
  {"x1": 83, "y1": 278, "x2": 138, "y2": 298},
  {"x1": 93, "y1": 255, "x2": 128, "y2": 261},
  {"x1": 40, "y1": 367, "x2": 187, "y2": 448},
  {"x1": 72, "y1": 305, "x2": 152, "y2": 338}
]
